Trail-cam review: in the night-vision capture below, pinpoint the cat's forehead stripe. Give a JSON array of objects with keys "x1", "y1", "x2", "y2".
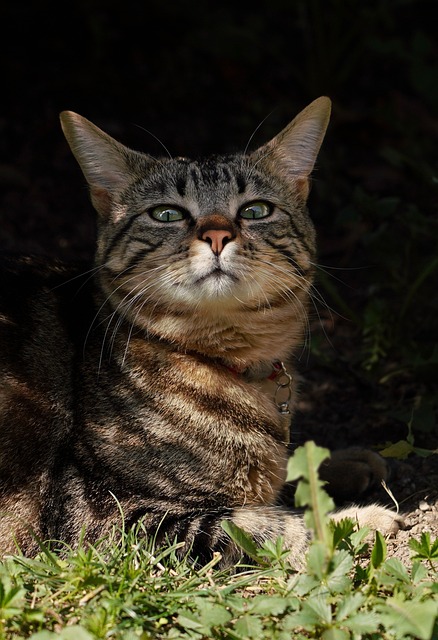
[
  {"x1": 183, "y1": 157, "x2": 246, "y2": 190},
  {"x1": 235, "y1": 171, "x2": 247, "y2": 194},
  {"x1": 162, "y1": 157, "x2": 280, "y2": 203},
  {"x1": 176, "y1": 175, "x2": 186, "y2": 198}
]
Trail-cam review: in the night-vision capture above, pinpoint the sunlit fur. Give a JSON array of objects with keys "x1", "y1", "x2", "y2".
[{"x1": 0, "y1": 99, "x2": 402, "y2": 565}]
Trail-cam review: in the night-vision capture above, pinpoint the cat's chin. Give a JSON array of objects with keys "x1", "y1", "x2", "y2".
[{"x1": 194, "y1": 271, "x2": 240, "y2": 300}]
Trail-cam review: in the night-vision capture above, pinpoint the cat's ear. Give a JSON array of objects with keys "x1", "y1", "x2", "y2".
[
  {"x1": 252, "y1": 96, "x2": 331, "y2": 198},
  {"x1": 60, "y1": 112, "x2": 149, "y2": 218}
]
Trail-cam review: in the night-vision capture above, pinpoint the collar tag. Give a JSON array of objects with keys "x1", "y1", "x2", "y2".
[{"x1": 270, "y1": 361, "x2": 293, "y2": 415}]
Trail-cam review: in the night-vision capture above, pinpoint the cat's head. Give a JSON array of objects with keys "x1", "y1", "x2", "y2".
[{"x1": 60, "y1": 99, "x2": 330, "y2": 362}]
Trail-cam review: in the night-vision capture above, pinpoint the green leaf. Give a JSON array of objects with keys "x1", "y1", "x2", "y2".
[
  {"x1": 336, "y1": 593, "x2": 365, "y2": 621},
  {"x1": 326, "y1": 550, "x2": 353, "y2": 593},
  {"x1": 378, "y1": 597, "x2": 438, "y2": 639},
  {"x1": 287, "y1": 442, "x2": 335, "y2": 543},
  {"x1": 259, "y1": 536, "x2": 292, "y2": 564},
  {"x1": 306, "y1": 541, "x2": 327, "y2": 579},
  {"x1": 287, "y1": 442, "x2": 331, "y2": 483},
  {"x1": 194, "y1": 599, "x2": 232, "y2": 628},
  {"x1": 411, "y1": 560, "x2": 429, "y2": 583},
  {"x1": 282, "y1": 610, "x2": 320, "y2": 629},
  {"x1": 345, "y1": 612, "x2": 380, "y2": 634},
  {"x1": 303, "y1": 595, "x2": 332, "y2": 625},
  {"x1": 222, "y1": 595, "x2": 249, "y2": 614},
  {"x1": 300, "y1": 487, "x2": 335, "y2": 538},
  {"x1": 379, "y1": 439, "x2": 414, "y2": 459},
  {"x1": 321, "y1": 629, "x2": 349, "y2": 640},
  {"x1": 409, "y1": 531, "x2": 438, "y2": 560},
  {"x1": 350, "y1": 526, "x2": 369, "y2": 544},
  {"x1": 234, "y1": 613, "x2": 264, "y2": 638},
  {"x1": 0, "y1": 581, "x2": 26, "y2": 619},
  {"x1": 371, "y1": 530, "x2": 387, "y2": 569},
  {"x1": 221, "y1": 520, "x2": 261, "y2": 562},
  {"x1": 176, "y1": 612, "x2": 204, "y2": 631},
  {"x1": 250, "y1": 595, "x2": 289, "y2": 616},
  {"x1": 382, "y1": 557, "x2": 410, "y2": 583},
  {"x1": 330, "y1": 519, "x2": 356, "y2": 549},
  {"x1": 412, "y1": 445, "x2": 438, "y2": 457},
  {"x1": 293, "y1": 573, "x2": 321, "y2": 597}
]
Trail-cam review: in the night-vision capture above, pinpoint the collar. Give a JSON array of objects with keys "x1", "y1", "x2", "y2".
[
  {"x1": 224, "y1": 360, "x2": 293, "y2": 415},
  {"x1": 224, "y1": 360, "x2": 282, "y2": 379}
]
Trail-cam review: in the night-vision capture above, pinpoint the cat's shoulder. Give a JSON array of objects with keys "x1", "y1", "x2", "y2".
[
  {"x1": 0, "y1": 254, "x2": 95, "y2": 318},
  {"x1": 0, "y1": 254, "x2": 91, "y2": 293},
  {"x1": 1, "y1": 253, "x2": 79, "y2": 278},
  {"x1": 0, "y1": 254, "x2": 97, "y2": 349}
]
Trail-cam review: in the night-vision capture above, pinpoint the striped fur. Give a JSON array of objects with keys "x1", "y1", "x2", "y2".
[{"x1": 0, "y1": 98, "x2": 402, "y2": 565}]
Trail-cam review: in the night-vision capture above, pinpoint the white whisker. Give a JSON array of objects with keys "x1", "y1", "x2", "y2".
[{"x1": 243, "y1": 111, "x2": 275, "y2": 156}]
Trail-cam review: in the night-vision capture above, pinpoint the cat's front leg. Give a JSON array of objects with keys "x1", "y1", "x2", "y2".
[
  {"x1": 316, "y1": 448, "x2": 405, "y2": 536},
  {"x1": 218, "y1": 506, "x2": 309, "y2": 568},
  {"x1": 318, "y1": 447, "x2": 390, "y2": 502},
  {"x1": 330, "y1": 503, "x2": 405, "y2": 535},
  {"x1": 218, "y1": 502, "x2": 403, "y2": 569}
]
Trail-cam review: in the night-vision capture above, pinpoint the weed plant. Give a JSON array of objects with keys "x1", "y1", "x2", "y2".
[{"x1": 0, "y1": 443, "x2": 436, "y2": 639}]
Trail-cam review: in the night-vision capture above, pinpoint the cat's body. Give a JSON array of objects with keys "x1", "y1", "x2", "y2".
[{"x1": 0, "y1": 98, "x2": 402, "y2": 564}]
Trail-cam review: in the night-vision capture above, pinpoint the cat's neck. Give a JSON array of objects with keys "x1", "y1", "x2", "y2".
[{"x1": 104, "y1": 299, "x2": 307, "y2": 373}]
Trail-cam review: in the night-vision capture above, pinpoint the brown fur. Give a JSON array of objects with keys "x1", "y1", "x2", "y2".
[{"x1": 0, "y1": 98, "x2": 402, "y2": 565}]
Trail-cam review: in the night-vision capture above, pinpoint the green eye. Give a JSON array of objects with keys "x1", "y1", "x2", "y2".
[
  {"x1": 239, "y1": 201, "x2": 271, "y2": 220},
  {"x1": 150, "y1": 206, "x2": 185, "y2": 222}
]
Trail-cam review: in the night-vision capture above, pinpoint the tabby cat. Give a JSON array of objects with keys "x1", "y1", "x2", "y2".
[{"x1": 0, "y1": 98, "x2": 403, "y2": 565}]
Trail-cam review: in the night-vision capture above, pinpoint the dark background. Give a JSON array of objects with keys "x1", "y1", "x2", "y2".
[{"x1": 1, "y1": 0, "x2": 437, "y2": 450}]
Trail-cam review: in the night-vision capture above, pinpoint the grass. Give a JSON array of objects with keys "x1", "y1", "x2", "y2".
[{"x1": 1, "y1": 443, "x2": 437, "y2": 639}]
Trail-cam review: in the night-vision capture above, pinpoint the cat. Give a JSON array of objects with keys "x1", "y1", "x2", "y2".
[{"x1": 0, "y1": 97, "x2": 403, "y2": 566}]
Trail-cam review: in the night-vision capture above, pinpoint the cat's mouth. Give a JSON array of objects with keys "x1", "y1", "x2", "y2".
[{"x1": 195, "y1": 266, "x2": 239, "y2": 285}]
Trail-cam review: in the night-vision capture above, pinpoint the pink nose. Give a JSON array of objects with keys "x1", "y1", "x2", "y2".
[{"x1": 201, "y1": 229, "x2": 233, "y2": 256}]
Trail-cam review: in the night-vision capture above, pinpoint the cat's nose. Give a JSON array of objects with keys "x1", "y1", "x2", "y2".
[{"x1": 201, "y1": 229, "x2": 233, "y2": 256}]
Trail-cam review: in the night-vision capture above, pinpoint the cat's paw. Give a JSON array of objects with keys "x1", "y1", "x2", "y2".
[
  {"x1": 318, "y1": 447, "x2": 389, "y2": 501},
  {"x1": 330, "y1": 503, "x2": 405, "y2": 536}
]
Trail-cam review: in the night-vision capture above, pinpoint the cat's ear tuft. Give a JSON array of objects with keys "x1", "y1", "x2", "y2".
[
  {"x1": 252, "y1": 97, "x2": 331, "y2": 196},
  {"x1": 60, "y1": 111, "x2": 145, "y2": 218}
]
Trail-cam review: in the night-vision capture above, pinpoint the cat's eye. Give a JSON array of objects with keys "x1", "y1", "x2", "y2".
[
  {"x1": 150, "y1": 205, "x2": 185, "y2": 222},
  {"x1": 239, "y1": 201, "x2": 272, "y2": 220}
]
